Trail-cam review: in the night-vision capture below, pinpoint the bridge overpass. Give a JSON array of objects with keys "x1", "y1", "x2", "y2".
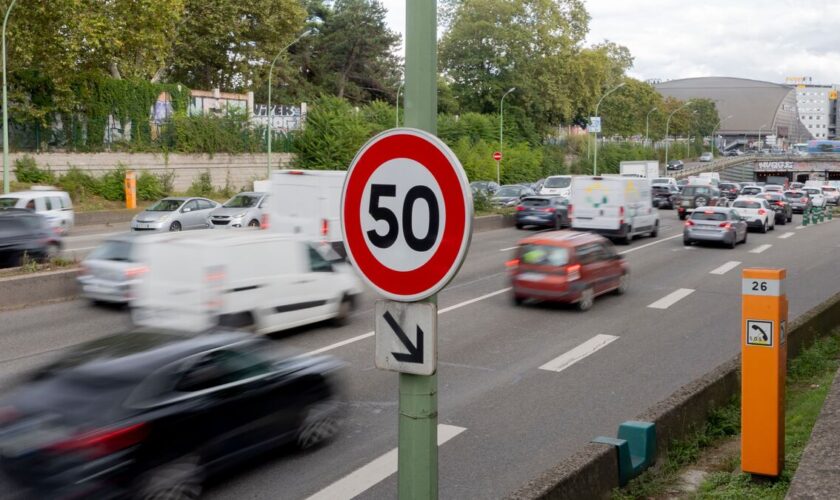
[{"x1": 673, "y1": 154, "x2": 840, "y2": 183}]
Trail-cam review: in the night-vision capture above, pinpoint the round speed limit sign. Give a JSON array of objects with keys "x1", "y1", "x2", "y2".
[{"x1": 342, "y1": 128, "x2": 473, "y2": 301}]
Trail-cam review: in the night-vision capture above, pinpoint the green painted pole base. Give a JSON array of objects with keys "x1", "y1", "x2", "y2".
[
  {"x1": 399, "y1": 373, "x2": 438, "y2": 499},
  {"x1": 803, "y1": 210, "x2": 810, "y2": 226}
]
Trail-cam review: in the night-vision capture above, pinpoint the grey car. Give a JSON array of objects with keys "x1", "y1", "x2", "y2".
[
  {"x1": 491, "y1": 184, "x2": 536, "y2": 207},
  {"x1": 209, "y1": 192, "x2": 269, "y2": 229},
  {"x1": 683, "y1": 207, "x2": 748, "y2": 248},
  {"x1": 131, "y1": 197, "x2": 219, "y2": 232},
  {"x1": 77, "y1": 234, "x2": 145, "y2": 304}
]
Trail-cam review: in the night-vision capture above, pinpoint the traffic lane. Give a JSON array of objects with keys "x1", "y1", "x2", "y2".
[
  {"x1": 61, "y1": 222, "x2": 131, "y2": 259},
  {"x1": 203, "y1": 214, "x2": 742, "y2": 498}
]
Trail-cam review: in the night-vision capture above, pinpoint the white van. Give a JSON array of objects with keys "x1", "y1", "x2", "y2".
[
  {"x1": 698, "y1": 172, "x2": 720, "y2": 186},
  {"x1": 570, "y1": 176, "x2": 659, "y2": 244},
  {"x1": 0, "y1": 188, "x2": 74, "y2": 234},
  {"x1": 267, "y1": 169, "x2": 346, "y2": 255},
  {"x1": 131, "y1": 231, "x2": 362, "y2": 334},
  {"x1": 539, "y1": 175, "x2": 573, "y2": 197}
]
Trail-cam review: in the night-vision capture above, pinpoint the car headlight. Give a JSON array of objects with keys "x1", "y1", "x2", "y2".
[
  {"x1": 158, "y1": 214, "x2": 171, "y2": 222},
  {"x1": 234, "y1": 212, "x2": 247, "y2": 219}
]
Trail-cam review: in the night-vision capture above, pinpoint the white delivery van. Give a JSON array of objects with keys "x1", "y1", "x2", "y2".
[
  {"x1": 268, "y1": 169, "x2": 346, "y2": 255},
  {"x1": 131, "y1": 231, "x2": 362, "y2": 334},
  {"x1": 698, "y1": 172, "x2": 720, "y2": 186},
  {"x1": 570, "y1": 176, "x2": 659, "y2": 244},
  {"x1": 619, "y1": 160, "x2": 659, "y2": 179},
  {"x1": 539, "y1": 175, "x2": 573, "y2": 197}
]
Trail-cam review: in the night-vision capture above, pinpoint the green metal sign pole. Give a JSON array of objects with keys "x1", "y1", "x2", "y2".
[
  {"x1": 2, "y1": 0, "x2": 17, "y2": 194},
  {"x1": 400, "y1": 0, "x2": 438, "y2": 498}
]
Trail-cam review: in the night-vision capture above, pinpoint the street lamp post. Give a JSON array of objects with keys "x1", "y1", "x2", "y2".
[
  {"x1": 686, "y1": 110, "x2": 697, "y2": 158},
  {"x1": 665, "y1": 100, "x2": 693, "y2": 166},
  {"x1": 498, "y1": 87, "x2": 515, "y2": 185},
  {"x1": 592, "y1": 82, "x2": 626, "y2": 175},
  {"x1": 2, "y1": 0, "x2": 17, "y2": 194},
  {"x1": 395, "y1": 81, "x2": 404, "y2": 128},
  {"x1": 645, "y1": 107, "x2": 657, "y2": 145},
  {"x1": 266, "y1": 30, "x2": 311, "y2": 177},
  {"x1": 757, "y1": 123, "x2": 768, "y2": 154},
  {"x1": 710, "y1": 115, "x2": 733, "y2": 156}
]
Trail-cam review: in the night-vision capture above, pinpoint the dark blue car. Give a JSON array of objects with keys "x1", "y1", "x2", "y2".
[{"x1": 515, "y1": 196, "x2": 569, "y2": 229}]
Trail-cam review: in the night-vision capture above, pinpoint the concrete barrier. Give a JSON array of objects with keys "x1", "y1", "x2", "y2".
[
  {"x1": 0, "y1": 268, "x2": 80, "y2": 311},
  {"x1": 508, "y1": 290, "x2": 840, "y2": 499},
  {"x1": 474, "y1": 214, "x2": 517, "y2": 233},
  {"x1": 75, "y1": 209, "x2": 141, "y2": 227}
]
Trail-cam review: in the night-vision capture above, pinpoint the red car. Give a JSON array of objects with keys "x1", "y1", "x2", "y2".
[{"x1": 508, "y1": 231, "x2": 629, "y2": 311}]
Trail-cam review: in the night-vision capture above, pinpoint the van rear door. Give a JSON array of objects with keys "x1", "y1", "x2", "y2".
[{"x1": 571, "y1": 178, "x2": 623, "y2": 231}]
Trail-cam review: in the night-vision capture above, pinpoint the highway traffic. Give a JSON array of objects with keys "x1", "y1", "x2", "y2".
[{"x1": 0, "y1": 207, "x2": 836, "y2": 499}]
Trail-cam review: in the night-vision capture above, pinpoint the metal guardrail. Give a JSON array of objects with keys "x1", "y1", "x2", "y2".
[{"x1": 672, "y1": 154, "x2": 840, "y2": 180}]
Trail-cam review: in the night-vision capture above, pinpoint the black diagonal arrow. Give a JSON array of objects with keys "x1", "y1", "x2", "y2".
[{"x1": 383, "y1": 310, "x2": 423, "y2": 364}]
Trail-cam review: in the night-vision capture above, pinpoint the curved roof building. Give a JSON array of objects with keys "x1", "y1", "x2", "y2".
[{"x1": 655, "y1": 77, "x2": 812, "y2": 146}]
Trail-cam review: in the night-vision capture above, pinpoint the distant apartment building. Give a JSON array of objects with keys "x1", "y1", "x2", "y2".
[{"x1": 788, "y1": 77, "x2": 837, "y2": 140}]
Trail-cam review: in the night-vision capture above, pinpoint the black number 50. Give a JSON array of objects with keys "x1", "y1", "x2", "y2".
[
  {"x1": 367, "y1": 184, "x2": 440, "y2": 252},
  {"x1": 751, "y1": 281, "x2": 768, "y2": 291}
]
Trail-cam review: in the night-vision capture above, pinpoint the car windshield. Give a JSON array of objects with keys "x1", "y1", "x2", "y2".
[
  {"x1": 544, "y1": 177, "x2": 571, "y2": 188},
  {"x1": 0, "y1": 197, "x2": 19, "y2": 208},
  {"x1": 522, "y1": 198, "x2": 550, "y2": 207},
  {"x1": 147, "y1": 199, "x2": 182, "y2": 211},
  {"x1": 87, "y1": 239, "x2": 133, "y2": 262},
  {"x1": 652, "y1": 179, "x2": 669, "y2": 184},
  {"x1": 823, "y1": 187, "x2": 838, "y2": 193},
  {"x1": 691, "y1": 211, "x2": 727, "y2": 221},
  {"x1": 742, "y1": 188, "x2": 761, "y2": 194},
  {"x1": 719, "y1": 184, "x2": 736, "y2": 190},
  {"x1": 495, "y1": 187, "x2": 520, "y2": 197},
  {"x1": 223, "y1": 194, "x2": 259, "y2": 208},
  {"x1": 805, "y1": 189, "x2": 821, "y2": 195},
  {"x1": 760, "y1": 194, "x2": 783, "y2": 201},
  {"x1": 785, "y1": 191, "x2": 805, "y2": 198},
  {"x1": 734, "y1": 200, "x2": 762, "y2": 209},
  {"x1": 519, "y1": 244, "x2": 569, "y2": 266},
  {"x1": 682, "y1": 186, "x2": 711, "y2": 196}
]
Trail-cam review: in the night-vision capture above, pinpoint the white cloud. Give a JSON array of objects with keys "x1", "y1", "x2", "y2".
[{"x1": 379, "y1": 0, "x2": 840, "y2": 85}]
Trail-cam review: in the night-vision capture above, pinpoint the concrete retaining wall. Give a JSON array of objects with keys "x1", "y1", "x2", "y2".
[
  {"x1": 508, "y1": 290, "x2": 840, "y2": 499},
  {"x1": 0, "y1": 268, "x2": 80, "y2": 311},
  {"x1": 75, "y1": 209, "x2": 143, "y2": 226},
  {"x1": 5, "y1": 152, "x2": 296, "y2": 192}
]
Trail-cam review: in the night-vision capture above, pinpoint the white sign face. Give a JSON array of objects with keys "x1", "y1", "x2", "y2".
[
  {"x1": 746, "y1": 319, "x2": 774, "y2": 347},
  {"x1": 589, "y1": 116, "x2": 602, "y2": 133},
  {"x1": 375, "y1": 300, "x2": 437, "y2": 375},
  {"x1": 741, "y1": 278, "x2": 785, "y2": 296}
]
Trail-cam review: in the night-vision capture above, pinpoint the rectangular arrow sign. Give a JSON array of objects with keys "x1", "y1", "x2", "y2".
[{"x1": 375, "y1": 300, "x2": 437, "y2": 375}]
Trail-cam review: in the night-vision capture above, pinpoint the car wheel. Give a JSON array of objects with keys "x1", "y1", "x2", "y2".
[
  {"x1": 617, "y1": 226, "x2": 631, "y2": 245},
  {"x1": 683, "y1": 237, "x2": 692, "y2": 246},
  {"x1": 741, "y1": 231, "x2": 748, "y2": 244},
  {"x1": 331, "y1": 295, "x2": 354, "y2": 327},
  {"x1": 577, "y1": 287, "x2": 594, "y2": 311},
  {"x1": 248, "y1": 219, "x2": 260, "y2": 228},
  {"x1": 136, "y1": 455, "x2": 203, "y2": 500},
  {"x1": 678, "y1": 213, "x2": 686, "y2": 221},
  {"x1": 760, "y1": 221, "x2": 768, "y2": 233},
  {"x1": 695, "y1": 197, "x2": 708, "y2": 207},
  {"x1": 650, "y1": 221, "x2": 659, "y2": 238},
  {"x1": 512, "y1": 294, "x2": 525, "y2": 306},
  {"x1": 778, "y1": 215, "x2": 786, "y2": 225},
  {"x1": 615, "y1": 274, "x2": 629, "y2": 295},
  {"x1": 515, "y1": 223, "x2": 524, "y2": 230},
  {"x1": 787, "y1": 214, "x2": 793, "y2": 223},
  {"x1": 41, "y1": 243, "x2": 60, "y2": 263},
  {"x1": 169, "y1": 221, "x2": 182, "y2": 232},
  {"x1": 729, "y1": 236, "x2": 737, "y2": 249},
  {"x1": 769, "y1": 219, "x2": 775, "y2": 231},
  {"x1": 296, "y1": 401, "x2": 340, "y2": 450}
]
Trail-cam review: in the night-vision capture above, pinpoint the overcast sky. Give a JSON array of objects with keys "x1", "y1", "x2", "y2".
[{"x1": 381, "y1": 0, "x2": 840, "y2": 85}]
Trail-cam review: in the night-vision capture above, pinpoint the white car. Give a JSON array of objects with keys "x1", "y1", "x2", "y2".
[
  {"x1": 0, "y1": 188, "x2": 74, "y2": 234},
  {"x1": 539, "y1": 175, "x2": 572, "y2": 197},
  {"x1": 804, "y1": 188, "x2": 826, "y2": 208},
  {"x1": 651, "y1": 177, "x2": 678, "y2": 189},
  {"x1": 740, "y1": 186, "x2": 764, "y2": 197},
  {"x1": 820, "y1": 186, "x2": 840, "y2": 205},
  {"x1": 699, "y1": 152, "x2": 713, "y2": 162},
  {"x1": 732, "y1": 197, "x2": 775, "y2": 233}
]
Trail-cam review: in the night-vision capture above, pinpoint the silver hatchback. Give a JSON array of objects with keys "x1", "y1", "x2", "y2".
[
  {"x1": 78, "y1": 234, "x2": 147, "y2": 304},
  {"x1": 684, "y1": 207, "x2": 748, "y2": 248},
  {"x1": 131, "y1": 197, "x2": 219, "y2": 232},
  {"x1": 209, "y1": 192, "x2": 269, "y2": 229}
]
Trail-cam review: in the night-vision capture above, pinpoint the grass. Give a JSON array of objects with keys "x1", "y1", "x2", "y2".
[
  {"x1": 612, "y1": 331, "x2": 840, "y2": 500},
  {"x1": 0, "y1": 254, "x2": 78, "y2": 278}
]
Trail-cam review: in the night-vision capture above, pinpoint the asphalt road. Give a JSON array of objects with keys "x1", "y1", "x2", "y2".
[
  {"x1": 60, "y1": 222, "x2": 131, "y2": 259},
  {"x1": 1, "y1": 210, "x2": 838, "y2": 499}
]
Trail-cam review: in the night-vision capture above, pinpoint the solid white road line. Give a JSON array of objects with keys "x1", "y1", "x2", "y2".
[
  {"x1": 778, "y1": 232, "x2": 795, "y2": 239},
  {"x1": 750, "y1": 244, "x2": 772, "y2": 254},
  {"x1": 539, "y1": 334, "x2": 619, "y2": 373},
  {"x1": 63, "y1": 230, "x2": 125, "y2": 242},
  {"x1": 303, "y1": 288, "x2": 513, "y2": 357},
  {"x1": 618, "y1": 233, "x2": 682, "y2": 255},
  {"x1": 500, "y1": 246, "x2": 518, "y2": 252},
  {"x1": 647, "y1": 288, "x2": 695, "y2": 309},
  {"x1": 64, "y1": 246, "x2": 97, "y2": 253},
  {"x1": 709, "y1": 261, "x2": 741, "y2": 275},
  {"x1": 305, "y1": 424, "x2": 467, "y2": 500}
]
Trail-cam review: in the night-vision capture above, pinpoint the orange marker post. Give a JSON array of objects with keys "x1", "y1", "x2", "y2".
[
  {"x1": 741, "y1": 268, "x2": 787, "y2": 477},
  {"x1": 124, "y1": 171, "x2": 137, "y2": 209}
]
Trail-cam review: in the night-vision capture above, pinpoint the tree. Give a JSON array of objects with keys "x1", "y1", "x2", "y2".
[
  {"x1": 166, "y1": 0, "x2": 306, "y2": 91},
  {"x1": 598, "y1": 78, "x2": 662, "y2": 137}
]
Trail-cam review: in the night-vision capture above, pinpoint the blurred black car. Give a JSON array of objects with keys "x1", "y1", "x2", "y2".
[
  {"x1": 470, "y1": 180, "x2": 500, "y2": 196},
  {"x1": 718, "y1": 182, "x2": 742, "y2": 201},
  {"x1": 758, "y1": 192, "x2": 793, "y2": 224},
  {"x1": 0, "y1": 330, "x2": 344, "y2": 499},
  {"x1": 666, "y1": 160, "x2": 684, "y2": 171},
  {"x1": 515, "y1": 196, "x2": 569, "y2": 229},
  {"x1": 674, "y1": 185, "x2": 728, "y2": 220},
  {"x1": 651, "y1": 185, "x2": 680, "y2": 209},
  {"x1": 0, "y1": 208, "x2": 62, "y2": 267}
]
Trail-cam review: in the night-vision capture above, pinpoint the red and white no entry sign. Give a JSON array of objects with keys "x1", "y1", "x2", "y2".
[
  {"x1": 341, "y1": 128, "x2": 473, "y2": 302},
  {"x1": 493, "y1": 151, "x2": 502, "y2": 161}
]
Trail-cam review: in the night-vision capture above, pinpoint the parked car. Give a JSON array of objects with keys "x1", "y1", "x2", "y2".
[
  {"x1": 0, "y1": 188, "x2": 74, "y2": 235},
  {"x1": 699, "y1": 152, "x2": 713, "y2": 162},
  {"x1": 821, "y1": 185, "x2": 840, "y2": 205},
  {"x1": 666, "y1": 160, "x2": 685, "y2": 171},
  {"x1": 0, "y1": 209, "x2": 62, "y2": 267},
  {"x1": 740, "y1": 186, "x2": 765, "y2": 197},
  {"x1": 718, "y1": 182, "x2": 742, "y2": 201},
  {"x1": 732, "y1": 197, "x2": 775, "y2": 233},
  {"x1": 131, "y1": 197, "x2": 220, "y2": 232},
  {"x1": 684, "y1": 207, "x2": 748, "y2": 248},
  {"x1": 674, "y1": 185, "x2": 728, "y2": 220},
  {"x1": 803, "y1": 187, "x2": 827, "y2": 208},
  {"x1": 784, "y1": 190, "x2": 812, "y2": 214},
  {"x1": 538, "y1": 175, "x2": 573, "y2": 198},
  {"x1": 508, "y1": 231, "x2": 628, "y2": 311},
  {"x1": 652, "y1": 185, "x2": 680, "y2": 209},
  {"x1": 209, "y1": 192, "x2": 269, "y2": 229},
  {"x1": 0, "y1": 330, "x2": 344, "y2": 499},
  {"x1": 676, "y1": 179, "x2": 689, "y2": 190},
  {"x1": 651, "y1": 177, "x2": 678, "y2": 189},
  {"x1": 757, "y1": 193, "x2": 793, "y2": 224},
  {"x1": 515, "y1": 196, "x2": 569, "y2": 229},
  {"x1": 77, "y1": 233, "x2": 149, "y2": 304},
  {"x1": 470, "y1": 180, "x2": 500, "y2": 196},
  {"x1": 763, "y1": 185, "x2": 784, "y2": 194},
  {"x1": 491, "y1": 185, "x2": 536, "y2": 207}
]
